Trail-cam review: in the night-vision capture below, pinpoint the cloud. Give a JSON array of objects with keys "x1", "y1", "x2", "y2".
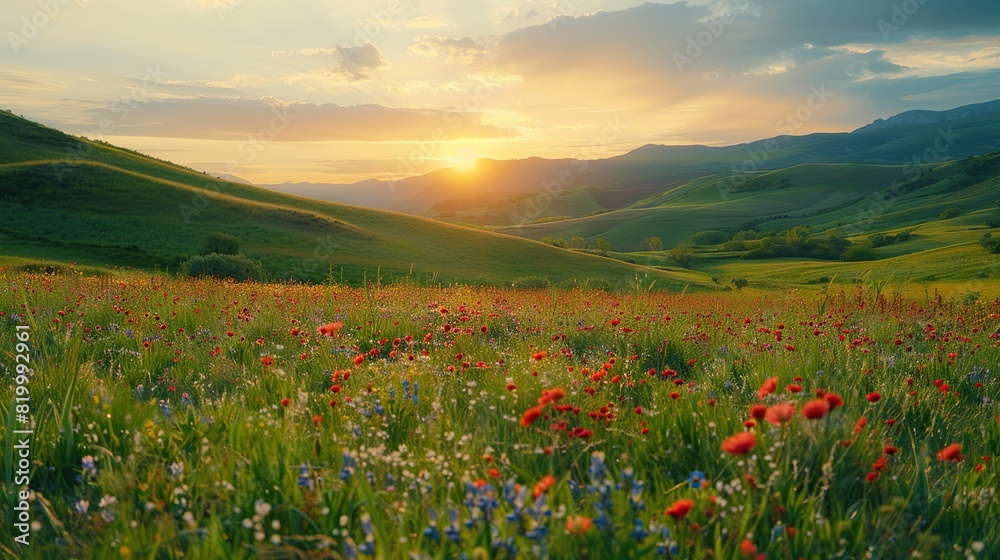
[
  {"x1": 383, "y1": 80, "x2": 467, "y2": 96},
  {"x1": 272, "y1": 48, "x2": 337, "y2": 57},
  {"x1": 273, "y1": 43, "x2": 390, "y2": 83},
  {"x1": 843, "y1": 69, "x2": 1000, "y2": 106},
  {"x1": 378, "y1": 14, "x2": 452, "y2": 29},
  {"x1": 410, "y1": 35, "x2": 498, "y2": 66},
  {"x1": 78, "y1": 97, "x2": 518, "y2": 142},
  {"x1": 475, "y1": 1, "x2": 997, "y2": 139},
  {"x1": 332, "y1": 43, "x2": 390, "y2": 82},
  {"x1": 164, "y1": 73, "x2": 254, "y2": 90}
]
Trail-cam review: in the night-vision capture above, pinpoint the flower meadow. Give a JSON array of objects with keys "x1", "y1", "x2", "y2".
[{"x1": 1, "y1": 272, "x2": 998, "y2": 559}]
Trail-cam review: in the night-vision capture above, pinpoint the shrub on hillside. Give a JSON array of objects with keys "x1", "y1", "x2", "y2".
[
  {"x1": 938, "y1": 207, "x2": 961, "y2": 220},
  {"x1": 671, "y1": 242, "x2": 695, "y2": 268},
  {"x1": 185, "y1": 253, "x2": 266, "y2": 282},
  {"x1": 204, "y1": 232, "x2": 242, "y2": 255},
  {"x1": 689, "y1": 230, "x2": 729, "y2": 245},
  {"x1": 732, "y1": 230, "x2": 760, "y2": 241},
  {"x1": 868, "y1": 234, "x2": 890, "y2": 248},
  {"x1": 981, "y1": 233, "x2": 1000, "y2": 254},
  {"x1": 743, "y1": 249, "x2": 777, "y2": 259},
  {"x1": 841, "y1": 245, "x2": 876, "y2": 261}
]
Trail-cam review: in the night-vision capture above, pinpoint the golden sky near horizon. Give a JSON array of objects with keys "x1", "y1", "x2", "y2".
[{"x1": 2, "y1": 0, "x2": 998, "y2": 184}]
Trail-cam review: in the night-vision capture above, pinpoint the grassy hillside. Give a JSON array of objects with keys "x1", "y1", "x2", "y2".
[
  {"x1": 499, "y1": 154, "x2": 1000, "y2": 293},
  {"x1": 503, "y1": 158, "x2": 1000, "y2": 249},
  {"x1": 0, "y1": 110, "x2": 696, "y2": 289},
  {"x1": 328, "y1": 106, "x2": 1000, "y2": 226}
]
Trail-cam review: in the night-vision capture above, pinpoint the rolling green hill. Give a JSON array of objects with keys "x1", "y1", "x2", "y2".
[
  {"x1": 495, "y1": 152, "x2": 1000, "y2": 293},
  {"x1": 0, "y1": 110, "x2": 695, "y2": 289},
  {"x1": 274, "y1": 100, "x2": 1000, "y2": 228},
  {"x1": 501, "y1": 157, "x2": 1000, "y2": 250}
]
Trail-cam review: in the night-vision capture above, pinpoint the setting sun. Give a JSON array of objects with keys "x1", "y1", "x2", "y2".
[{"x1": 449, "y1": 147, "x2": 481, "y2": 171}]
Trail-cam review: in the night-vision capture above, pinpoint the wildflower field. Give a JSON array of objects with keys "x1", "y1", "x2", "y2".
[{"x1": 1, "y1": 272, "x2": 998, "y2": 559}]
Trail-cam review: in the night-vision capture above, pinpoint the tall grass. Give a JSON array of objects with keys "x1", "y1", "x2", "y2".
[{"x1": 0, "y1": 271, "x2": 996, "y2": 558}]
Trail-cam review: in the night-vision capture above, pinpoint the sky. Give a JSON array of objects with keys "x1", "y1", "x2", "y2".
[{"x1": 2, "y1": 0, "x2": 998, "y2": 184}]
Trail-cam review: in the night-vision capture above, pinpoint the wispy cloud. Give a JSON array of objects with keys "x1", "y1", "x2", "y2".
[
  {"x1": 332, "y1": 43, "x2": 390, "y2": 82},
  {"x1": 77, "y1": 97, "x2": 518, "y2": 141},
  {"x1": 378, "y1": 14, "x2": 452, "y2": 29},
  {"x1": 410, "y1": 35, "x2": 498, "y2": 67}
]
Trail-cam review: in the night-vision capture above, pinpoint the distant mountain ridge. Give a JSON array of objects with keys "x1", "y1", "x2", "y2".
[
  {"x1": 262, "y1": 99, "x2": 1000, "y2": 227},
  {"x1": 853, "y1": 99, "x2": 1000, "y2": 132}
]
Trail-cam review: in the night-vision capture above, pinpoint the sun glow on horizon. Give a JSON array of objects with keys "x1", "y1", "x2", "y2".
[{"x1": 449, "y1": 146, "x2": 481, "y2": 171}]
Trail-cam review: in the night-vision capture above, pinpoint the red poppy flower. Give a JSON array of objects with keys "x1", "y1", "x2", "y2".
[
  {"x1": 538, "y1": 388, "x2": 565, "y2": 404},
  {"x1": 280, "y1": 398, "x2": 290, "y2": 407},
  {"x1": 353, "y1": 354, "x2": 365, "y2": 367},
  {"x1": 739, "y1": 539, "x2": 759, "y2": 558},
  {"x1": 884, "y1": 445, "x2": 900, "y2": 455},
  {"x1": 823, "y1": 392, "x2": 844, "y2": 409},
  {"x1": 937, "y1": 443, "x2": 964, "y2": 462},
  {"x1": 565, "y1": 515, "x2": 592, "y2": 534},
  {"x1": 802, "y1": 399, "x2": 830, "y2": 419},
  {"x1": 317, "y1": 321, "x2": 343, "y2": 336},
  {"x1": 722, "y1": 432, "x2": 757, "y2": 455},
  {"x1": 521, "y1": 405, "x2": 544, "y2": 427},
  {"x1": 665, "y1": 498, "x2": 695, "y2": 520},
  {"x1": 532, "y1": 351, "x2": 548, "y2": 361},
  {"x1": 843, "y1": 420, "x2": 862, "y2": 438},
  {"x1": 757, "y1": 376, "x2": 778, "y2": 400},
  {"x1": 765, "y1": 403, "x2": 796, "y2": 426},
  {"x1": 749, "y1": 404, "x2": 767, "y2": 420},
  {"x1": 865, "y1": 392, "x2": 881, "y2": 403},
  {"x1": 533, "y1": 475, "x2": 556, "y2": 498}
]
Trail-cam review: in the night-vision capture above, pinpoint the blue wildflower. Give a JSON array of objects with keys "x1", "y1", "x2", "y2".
[
  {"x1": 688, "y1": 470, "x2": 707, "y2": 489},
  {"x1": 359, "y1": 513, "x2": 375, "y2": 556},
  {"x1": 340, "y1": 452, "x2": 356, "y2": 482},
  {"x1": 771, "y1": 522, "x2": 784, "y2": 543},
  {"x1": 344, "y1": 537, "x2": 358, "y2": 560},
  {"x1": 656, "y1": 524, "x2": 676, "y2": 556},
  {"x1": 631, "y1": 517, "x2": 650, "y2": 541},
  {"x1": 445, "y1": 509, "x2": 462, "y2": 543},
  {"x1": 81, "y1": 455, "x2": 97, "y2": 477},
  {"x1": 424, "y1": 507, "x2": 441, "y2": 542},
  {"x1": 298, "y1": 463, "x2": 313, "y2": 490}
]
